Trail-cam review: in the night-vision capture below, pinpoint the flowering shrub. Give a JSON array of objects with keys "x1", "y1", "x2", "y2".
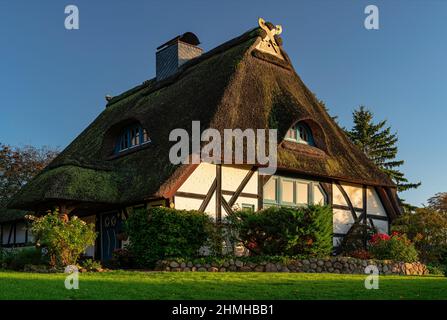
[
  {"x1": 27, "y1": 210, "x2": 97, "y2": 267},
  {"x1": 349, "y1": 249, "x2": 372, "y2": 260},
  {"x1": 369, "y1": 232, "x2": 419, "y2": 262},
  {"x1": 370, "y1": 233, "x2": 391, "y2": 243}
]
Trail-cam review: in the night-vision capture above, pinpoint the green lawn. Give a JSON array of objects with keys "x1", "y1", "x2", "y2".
[{"x1": 0, "y1": 271, "x2": 446, "y2": 300}]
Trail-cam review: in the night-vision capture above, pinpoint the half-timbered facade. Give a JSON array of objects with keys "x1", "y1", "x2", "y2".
[{"x1": 1, "y1": 19, "x2": 401, "y2": 259}]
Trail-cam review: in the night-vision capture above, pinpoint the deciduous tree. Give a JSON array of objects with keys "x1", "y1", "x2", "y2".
[{"x1": 0, "y1": 143, "x2": 58, "y2": 208}]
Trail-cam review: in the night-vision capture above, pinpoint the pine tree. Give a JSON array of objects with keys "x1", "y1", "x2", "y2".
[{"x1": 345, "y1": 106, "x2": 421, "y2": 193}]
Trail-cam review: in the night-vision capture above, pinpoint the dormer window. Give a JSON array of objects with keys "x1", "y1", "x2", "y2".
[
  {"x1": 115, "y1": 124, "x2": 150, "y2": 153},
  {"x1": 285, "y1": 122, "x2": 314, "y2": 146}
]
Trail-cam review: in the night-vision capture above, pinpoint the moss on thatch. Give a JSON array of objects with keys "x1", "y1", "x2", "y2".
[
  {"x1": 0, "y1": 208, "x2": 29, "y2": 223},
  {"x1": 5, "y1": 25, "x2": 395, "y2": 216}
]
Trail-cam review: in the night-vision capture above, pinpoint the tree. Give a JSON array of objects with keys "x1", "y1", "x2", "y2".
[
  {"x1": 0, "y1": 143, "x2": 59, "y2": 208},
  {"x1": 392, "y1": 207, "x2": 447, "y2": 263},
  {"x1": 428, "y1": 192, "x2": 447, "y2": 214},
  {"x1": 345, "y1": 106, "x2": 421, "y2": 193}
]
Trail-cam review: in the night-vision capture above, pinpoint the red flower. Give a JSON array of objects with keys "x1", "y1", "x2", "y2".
[
  {"x1": 369, "y1": 233, "x2": 391, "y2": 244},
  {"x1": 246, "y1": 241, "x2": 258, "y2": 250}
]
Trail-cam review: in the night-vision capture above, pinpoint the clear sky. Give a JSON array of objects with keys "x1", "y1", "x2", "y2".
[{"x1": 0, "y1": 0, "x2": 445, "y2": 206}]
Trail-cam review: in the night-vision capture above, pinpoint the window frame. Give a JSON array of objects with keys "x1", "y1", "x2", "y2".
[
  {"x1": 241, "y1": 203, "x2": 255, "y2": 212},
  {"x1": 115, "y1": 124, "x2": 151, "y2": 154},
  {"x1": 285, "y1": 122, "x2": 315, "y2": 146},
  {"x1": 263, "y1": 176, "x2": 327, "y2": 207}
]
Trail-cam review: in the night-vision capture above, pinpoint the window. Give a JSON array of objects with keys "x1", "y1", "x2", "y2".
[
  {"x1": 264, "y1": 177, "x2": 278, "y2": 201},
  {"x1": 263, "y1": 176, "x2": 326, "y2": 207},
  {"x1": 242, "y1": 204, "x2": 255, "y2": 212},
  {"x1": 313, "y1": 184, "x2": 327, "y2": 205},
  {"x1": 285, "y1": 122, "x2": 314, "y2": 146},
  {"x1": 281, "y1": 179, "x2": 294, "y2": 203},
  {"x1": 115, "y1": 124, "x2": 150, "y2": 153}
]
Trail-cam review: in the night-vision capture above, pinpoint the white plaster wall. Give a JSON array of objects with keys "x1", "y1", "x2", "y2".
[
  {"x1": 15, "y1": 222, "x2": 26, "y2": 243},
  {"x1": 332, "y1": 185, "x2": 347, "y2": 206},
  {"x1": 366, "y1": 187, "x2": 387, "y2": 217},
  {"x1": 174, "y1": 197, "x2": 204, "y2": 212},
  {"x1": 2, "y1": 224, "x2": 11, "y2": 244},
  {"x1": 175, "y1": 163, "x2": 258, "y2": 220},
  {"x1": 177, "y1": 162, "x2": 215, "y2": 194},
  {"x1": 333, "y1": 208, "x2": 354, "y2": 234},
  {"x1": 80, "y1": 215, "x2": 96, "y2": 257},
  {"x1": 221, "y1": 166, "x2": 258, "y2": 194},
  {"x1": 342, "y1": 183, "x2": 363, "y2": 208}
]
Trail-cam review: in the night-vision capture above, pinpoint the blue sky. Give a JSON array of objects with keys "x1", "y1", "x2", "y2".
[{"x1": 0, "y1": 0, "x2": 445, "y2": 206}]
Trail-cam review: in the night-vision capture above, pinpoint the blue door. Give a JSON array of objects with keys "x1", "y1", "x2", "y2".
[{"x1": 101, "y1": 212, "x2": 122, "y2": 261}]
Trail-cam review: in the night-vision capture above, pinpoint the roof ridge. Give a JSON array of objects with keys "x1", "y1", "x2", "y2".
[{"x1": 106, "y1": 27, "x2": 262, "y2": 107}]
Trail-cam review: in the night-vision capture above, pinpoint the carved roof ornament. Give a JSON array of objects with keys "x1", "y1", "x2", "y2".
[{"x1": 256, "y1": 18, "x2": 284, "y2": 60}]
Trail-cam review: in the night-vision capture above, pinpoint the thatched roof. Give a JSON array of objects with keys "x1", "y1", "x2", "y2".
[
  {"x1": 0, "y1": 208, "x2": 28, "y2": 223},
  {"x1": 5, "y1": 26, "x2": 396, "y2": 217}
]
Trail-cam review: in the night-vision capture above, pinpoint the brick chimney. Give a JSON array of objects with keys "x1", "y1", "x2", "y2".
[{"x1": 156, "y1": 32, "x2": 203, "y2": 81}]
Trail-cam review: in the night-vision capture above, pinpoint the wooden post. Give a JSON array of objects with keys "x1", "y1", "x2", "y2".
[
  {"x1": 257, "y1": 172, "x2": 263, "y2": 211},
  {"x1": 216, "y1": 164, "x2": 222, "y2": 222},
  {"x1": 95, "y1": 213, "x2": 101, "y2": 260},
  {"x1": 362, "y1": 185, "x2": 368, "y2": 248}
]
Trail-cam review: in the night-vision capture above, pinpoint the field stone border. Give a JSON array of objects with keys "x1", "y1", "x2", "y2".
[{"x1": 155, "y1": 257, "x2": 429, "y2": 276}]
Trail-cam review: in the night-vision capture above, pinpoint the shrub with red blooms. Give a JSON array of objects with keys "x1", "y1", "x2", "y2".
[
  {"x1": 368, "y1": 232, "x2": 419, "y2": 262},
  {"x1": 370, "y1": 233, "x2": 391, "y2": 244}
]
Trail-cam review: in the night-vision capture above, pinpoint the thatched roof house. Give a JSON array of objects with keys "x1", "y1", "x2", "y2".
[{"x1": 1, "y1": 19, "x2": 400, "y2": 259}]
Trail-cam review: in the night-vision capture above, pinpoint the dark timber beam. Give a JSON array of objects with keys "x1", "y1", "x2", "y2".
[
  {"x1": 198, "y1": 179, "x2": 217, "y2": 212},
  {"x1": 221, "y1": 196, "x2": 234, "y2": 216},
  {"x1": 258, "y1": 173, "x2": 264, "y2": 210},
  {"x1": 216, "y1": 164, "x2": 222, "y2": 222},
  {"x1": 7, "y1": 223, "x2": 13, "y2": 245},
  {"x1": 375, "y1": 186, "x2": 397, "y2": 220},
  {"x1": 335, "y1": 182, "x2": 358, "y2": 221},
  {"x1": 228, "y1": 167, "x2": 256, "y2": 207},
  {"x1": 176, "y1": 192, "x2": 206, "y2": 200},
  {"x1": 362, "y1": 185, "x2": 367, "y2": 247}
]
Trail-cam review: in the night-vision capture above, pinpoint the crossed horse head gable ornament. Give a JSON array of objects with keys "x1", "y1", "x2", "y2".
[{"x1": 256, "y1": 17, "x2": 284, "y2": 59}]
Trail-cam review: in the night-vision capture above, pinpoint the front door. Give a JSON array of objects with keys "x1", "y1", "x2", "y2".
[{"x1": 100, "y1": 212, "x2": 122, "y2": 261}]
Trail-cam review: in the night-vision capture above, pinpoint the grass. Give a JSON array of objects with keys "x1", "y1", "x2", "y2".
[{"x1": 0, "y1": 271, "x2": 446, "y2": 300}]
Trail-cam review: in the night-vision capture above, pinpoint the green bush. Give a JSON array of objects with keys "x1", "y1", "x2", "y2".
[
  {"x1": 0, "y1": 247, "x2": 45, "y2": 271},
  {"x1": 125, "y1": 207, "x2": 215, "y2": 267},
  {"x1": 338, "y1": 222, "x2": 375, "y2": 256},
  {"x1": 80, "y1": 259, "x2": 102, "y2": 271},
  {"x1": 369, "y1": 233, "x2": 419, "y2": 262},
  {"x1": 426, "y1": 263, "x2": 446, "y2": 276},
  {"x1": 392, "y1": 208, "x2": 447, "y2": 264},
  {"x1": 226, "y1": 205, "x2": 332, "y2": 257},
  {"x1": 28, "y1": 210, "x2": 97, "y2": 267},
  {"x1": 108, "y1": 248, "x2": 135, "y2": 269}
]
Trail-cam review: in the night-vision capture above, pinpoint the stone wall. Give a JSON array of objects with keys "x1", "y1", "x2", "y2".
[{"x1": 156, "y1": 257, "x2": 428, "y2": 276}]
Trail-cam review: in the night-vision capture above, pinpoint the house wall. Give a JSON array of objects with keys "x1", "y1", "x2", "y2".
[
  {"x1": 332, "y1": 183, "x2": 389, "y2": 247},
  {"x1": 175, "y1": 163, "x2": 259, "y2": 219},
  {"x1": 174, "y1": 163, "x2": 391, "y2": 250},
  {"x1": 0, "y1": 221, "x2": 30, "y2": 247},
  {"x1": 80, "y1": 215, "x2": 96, "y2": 257}
]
